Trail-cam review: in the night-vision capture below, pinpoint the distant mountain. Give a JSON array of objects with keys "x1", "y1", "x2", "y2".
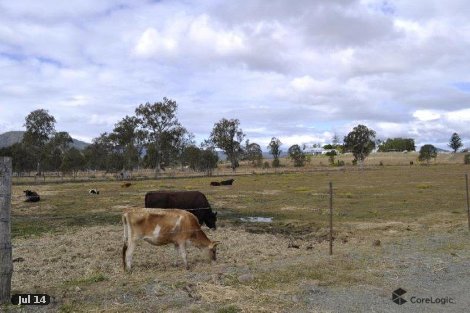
[
  {"x1": 0, "y1": 131, "x2": 90, "y2": 150},
  {"x1": 436, "y1": 147, "x2": 451, "y2": 153},
  {"x1": 0, "y1": 131, "x2": 24, "y2": 149}
]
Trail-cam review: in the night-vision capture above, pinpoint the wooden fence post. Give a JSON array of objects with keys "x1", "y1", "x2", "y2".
[
  {"x1": 0, "y1": 157, "x2": 12, "y2": 304},
  {"x1": 329, "y1": 181, "x2": 333, "y2": 255},
  {"x1": 466, "y1": 174, "x2": 470, "y2": 231}
]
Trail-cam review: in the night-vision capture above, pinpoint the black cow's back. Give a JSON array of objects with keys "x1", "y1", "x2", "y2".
[
  {"x1": 145, "y1": 191, "x2": 210, "y2": 209},
  {"x1": 144, "y1": 191, "x2": 216, "y2": 229}
]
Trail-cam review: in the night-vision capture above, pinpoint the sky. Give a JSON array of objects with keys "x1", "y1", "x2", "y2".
[{"x1": 1, "y1": 0, "x2": 470, "y2": 150}]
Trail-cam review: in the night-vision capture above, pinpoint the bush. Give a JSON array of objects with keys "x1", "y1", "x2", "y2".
[
  {"x1": 336, "y1": 160, "x2": 345, "y2": 167},
  {"x1": 352, "y1": 159, "x2": 357, "y2": 166},
  {"x1": 464, "y1": 154, "x2": 470, "y2": 165},
  {"x1": 272, "y1": 159, "x2": 280, "y2": 168},
  {"x1": 379, "y1": 161, "x2": 384, "y2": 166},
  {"x1": 263, "y1": 161, "x2": 270, "y2": 169}
]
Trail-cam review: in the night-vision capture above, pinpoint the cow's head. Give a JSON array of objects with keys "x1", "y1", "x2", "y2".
[
  {"x1": 23, "y1": 190, "x2": 33, "y2": 196},
  {"x1": 208, "y1": 241, "x2": 220, "y2": 261},
  {"x1": 205, "y1": 211, "x2": 217, "y2": 230}
]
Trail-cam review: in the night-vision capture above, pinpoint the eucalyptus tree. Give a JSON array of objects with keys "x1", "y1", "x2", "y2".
[
  {"x1": 343, "y1": 124, "x2": 376, "y2": 166},
  {"x1": 244, "y1": 140, "x2": 263, "y2": 166},
  {"x1": 268, "y1": 137, "x2": 282, "y2": 167},
  {"x1": 209, "y1": 118, "x2": 245, "y2": 171},
  {"x1": 109, "y1": 115, "x2": 144, "y2": 170},
  {"x1": 22, "y1": 109, "x2": 56, "y2": 174},
  {"x1": 288, "y1": 144, "x2": 306, "y2": 167},
  {"x1": 135, "y1": 98, "x2": 182, "y2": 174}
]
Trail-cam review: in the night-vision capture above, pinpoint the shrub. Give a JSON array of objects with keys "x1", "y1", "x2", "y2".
[
  {"x1": 272, "y1": 159, "x2": 280, "y2": 168},
  {"x1": 464, "y1": 154, "x2": 470, "y2": 165},
  {"x1": 263, "y1": 161, "x2": 270, "y2": 169}
]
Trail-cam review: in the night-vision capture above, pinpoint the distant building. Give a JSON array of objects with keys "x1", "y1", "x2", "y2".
[{"x1": 308, "y1": 148, "x2": 339, "y2": 155}]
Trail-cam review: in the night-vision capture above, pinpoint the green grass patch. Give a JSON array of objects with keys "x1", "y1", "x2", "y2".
[
  {"x1": 416, "y1": 184, "x2": 432, "y2": 189},
  {"x1": 64, "y1": 273, "x2": 108, "y2": 287},
  {"x1": 217, "y1": 305, "x2": 242, "y2": 313}
]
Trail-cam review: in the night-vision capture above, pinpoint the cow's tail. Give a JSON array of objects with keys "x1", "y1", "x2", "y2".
[{"x1": 122, "y1": 214, "x2": 128, "y2": 272}]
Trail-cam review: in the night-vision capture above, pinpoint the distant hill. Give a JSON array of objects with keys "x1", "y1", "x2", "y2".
[{"x1": 0, "y1": 131, "x2": 90, "y2": 150}]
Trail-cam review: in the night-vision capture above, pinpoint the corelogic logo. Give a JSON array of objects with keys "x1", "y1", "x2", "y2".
[
  {"x1": 392, "y1": 288, "x2": 407, "y2": 305},
  {"x1": 391, "y1": 288, "x2": 455, "y2": 306}
]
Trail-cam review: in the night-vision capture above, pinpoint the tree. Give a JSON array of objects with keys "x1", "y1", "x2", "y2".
[
  {"x1": 135, "y1": 98, "x2": 182, "y2": 175},
  {"x1": 209, "y1": 118, "x2": 245, "y2": 171},
  {"x1": 84, "y1": 133, "x2": 123, "y2": 172},
  {"x1": 0, "y1": 143, "x2": 36, "y2": 173},
  {"x1": 182, "y1": 146, "x2": 202, "y2": 171},
  {"x1": 378, "y1": 138, "x2": 415, "y2": 152},
  {"x1": 343, "y1": 124, "x2": 376, "y2": 165},
  {"x1": 288, "y1": 144, "x2": 306, "y2": 167},
  {"x1": 332, "y1": 133, "x2": 340, "y2": 147},
  {"x1": 418, "y1": 144, "x2": 437, "y2": 164},
  {"x1": 22, "y1": 109, "x2": 56, "y2": 174},
  {"x1": 60, "y1": 148, "x2": 86, "y2": 176},
  {"x1": 198, "y1": 148, "x2": 219, "y2": 176},
  {"x1": 109, "y1": 115, "x2": 144, "y2": 170},
  {"x1": 268, "y1": 137, "x2": 282, "y2": 167},
  {"x1": 181, "y1": 144, "x2": 218, "y2": 175},
  {"x1": 325, "y1": 150, "x2": 337, "y2": 165},
  {"x1": 243, "y1": 140, "x2": 263, "y2": 166},
  {"x1": 161, "y1": 126, "x2": 194, "y2": 169},
  {"x1": 448, "y1": 133, "x2": 463, "y2": 153},
  {"x1": 43, "y1": 132, "x2": 74, "y2": 171}
]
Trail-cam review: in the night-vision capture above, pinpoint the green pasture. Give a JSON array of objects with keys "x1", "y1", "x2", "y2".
[{"x1": 11, "y1": 164, "x2": 469, "y2": 239}]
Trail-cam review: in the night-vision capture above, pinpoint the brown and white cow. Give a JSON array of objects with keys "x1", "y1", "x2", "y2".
[{"x1": 122, "y1": 208, "x2": 219, "y2": 272}]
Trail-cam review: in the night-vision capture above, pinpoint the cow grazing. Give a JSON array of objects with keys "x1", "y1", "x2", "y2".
[
  {"x1": 210, "y1": 182, "x2": 221, "y2": 186},
  {"x1": 89, "y1": 189, "x2": 100, "y2": 195},
  {"x1": 121, "y1": 182, "x2": 132, "y2": 188},
  {"x1": 122, "y1": 208, "x2": 219, "y2": 271},
  {"x1": 23, "y1": 190, "x2": 40, "y2": 202},
  {"x1": 145, "y1": 191, "x2": 217, "y2": 229},
  {"x1": 220, "y1": 179, "x2": 235, "y2": 186}
]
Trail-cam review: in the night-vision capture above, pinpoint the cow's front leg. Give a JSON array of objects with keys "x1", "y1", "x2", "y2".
[
  {"x1": 178, "y1": 242, "x2": 189, "y2": 270},
  {"x1": 125, "y1": 240, "x2": 135, "y2": 272}
]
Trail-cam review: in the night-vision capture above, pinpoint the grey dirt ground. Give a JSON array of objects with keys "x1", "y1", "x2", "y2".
[{"x1": 304, "y1": 228, "x2": 470, "y2": 313}]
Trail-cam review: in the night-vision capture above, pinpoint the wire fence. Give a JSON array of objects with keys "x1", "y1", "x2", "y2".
[{"x1": 6, "y1": 165, "x2": 470, "y2": 253}]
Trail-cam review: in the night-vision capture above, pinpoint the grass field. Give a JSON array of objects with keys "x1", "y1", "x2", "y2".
[{"x1": 6, "y1": 161, "x2": 470, "y2": 312}]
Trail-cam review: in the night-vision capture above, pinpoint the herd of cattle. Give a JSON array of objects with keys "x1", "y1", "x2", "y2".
[{"x1": 22, "y1": 178, "x2": 233, "y2": 271}]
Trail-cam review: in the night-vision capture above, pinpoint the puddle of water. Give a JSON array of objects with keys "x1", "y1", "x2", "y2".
[{"x1": 240, "y1": 216, "x2": 273, "y2": 223}]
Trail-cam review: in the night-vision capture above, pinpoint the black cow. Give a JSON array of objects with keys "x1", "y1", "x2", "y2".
[
  {"x1": 220, "y1": 179, "x2": 235, "y2": 186},
  {"x1": 210, "y1": 182, "x2": 221, "y2": 186},
  {"x1": 23, "y1": 190, "x2": 40, "y2": 202},
  {"x1": 145, "y1": 191, "x2": 217, "y2": 229}
]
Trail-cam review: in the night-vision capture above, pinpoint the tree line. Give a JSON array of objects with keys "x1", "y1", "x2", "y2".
[
  {"x1": 0, "y1": 98, "x2": 466, "y2": 174},
  {"x1": 0, "y1": 99, "x2": 262, "y2": 176}
]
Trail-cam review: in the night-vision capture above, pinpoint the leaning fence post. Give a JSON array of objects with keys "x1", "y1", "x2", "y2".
[
  {"x1": 466, "y1": 174, "x2": 470, "y2": 231},
  {"x1": 329, "y1": 181, "x2": 333, "y2": 255},
  {"x1": 0, "y1": 157, "x2": 12, "y2": 304}
]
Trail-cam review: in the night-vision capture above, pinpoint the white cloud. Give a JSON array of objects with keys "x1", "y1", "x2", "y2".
[
  {"x1": 413, "y1": 110, "x2": 442, "y2": 121},
  {"x1": 1, "y1": 0, "x2": 470, "y2": 150},
  {"x1": 446, "y1": 108, "x2": 470, "y2": 122},
  {"x1": 134, "y1": 28, "x2": 178, "y2": 57}
]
